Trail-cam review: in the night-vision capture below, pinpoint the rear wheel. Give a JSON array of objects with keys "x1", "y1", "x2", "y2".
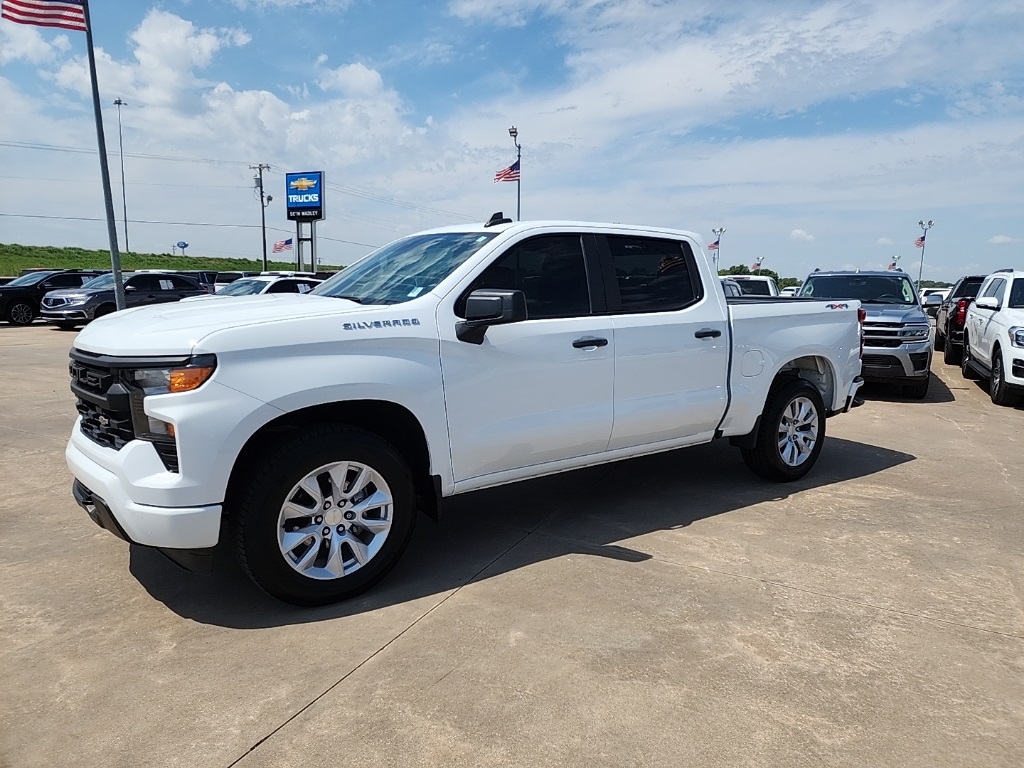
[
  {"x1": 961, "y1": 335, "x2": 980, "y2": 380},
  {"x1": 989, "y1": 351, "x2": 1020, "y2": 407},
  {"x1": 234, "y1": 426, "x2": 416, "y2": 606},
  {"x1": 94, "y1": 305, "x2": 115, "y2": 318},
  {"x1": 942, "y1": 334, "x2": 961, "y2": 365},
  {"x1": 6, "y1": 301, "x2": 35, "y2": 326},
  {"x1": 740, "y1": 378, "x2": 825, "y2": 482}
]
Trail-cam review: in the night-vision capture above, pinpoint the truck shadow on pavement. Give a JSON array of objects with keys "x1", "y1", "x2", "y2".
[
  {"x1": 128, "y1": 436, "x2": 914, "y2": 628},
  {"x1": 857, "y1": 373, "x2": 955, "y2": 404}
]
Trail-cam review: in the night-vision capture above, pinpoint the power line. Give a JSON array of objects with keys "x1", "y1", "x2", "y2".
[{"x1": 0, "y1": 212, "x2": 378, "y2": 248}]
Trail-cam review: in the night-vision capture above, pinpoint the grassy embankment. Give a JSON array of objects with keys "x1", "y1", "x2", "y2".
[{"x1": 0, "y1": 243, "x2": 338, "y2": 277}]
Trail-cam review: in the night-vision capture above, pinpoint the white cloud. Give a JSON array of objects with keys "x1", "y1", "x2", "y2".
[
  {"x1": 316, "y1": 62, "x2": 385, "y2": 96},
  {"x1": 877, "y1": 237, "x2": 894, "y2": 245},
  {"x1": 790, "y1": 229, "x2": 814, "y2": 242},
  {"x1": 989, "y1": 235, "x2": 1018, "y2": 244},
  {"x1": 0, "y1": 20, "x2": 61, "y2": 66}
]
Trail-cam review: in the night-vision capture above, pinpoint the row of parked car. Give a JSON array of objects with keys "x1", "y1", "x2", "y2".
[
  {"x1": 0, "y1": 268, "x2": 326, "y2": 328},
  {"x1": 932, "y1": 270, "x2": 1024, "y2": 407}
]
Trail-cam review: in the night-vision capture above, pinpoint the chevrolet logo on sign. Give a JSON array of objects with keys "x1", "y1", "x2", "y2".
[{"x1": 289, "y1": 177, "x2": 318, "y2": 191}]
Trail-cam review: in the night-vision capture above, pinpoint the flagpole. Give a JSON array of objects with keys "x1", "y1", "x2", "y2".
[
  {"x1": 916, "y1": 219, "x2": 934, "y2": 289},
  {"x1": 81, "y1": 0, "x2": 126, "y2": 311}
]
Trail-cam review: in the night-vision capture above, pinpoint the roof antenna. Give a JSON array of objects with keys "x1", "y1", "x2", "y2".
[{"x1": 485, "y1": 211, "x2": 513, "y2": 227}]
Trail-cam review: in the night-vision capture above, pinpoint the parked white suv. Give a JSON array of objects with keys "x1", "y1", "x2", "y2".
[
  {"x1": 961, "y1": 269, "x2": 1024, "y2": 406},
  {"x1": 65, "y1": 215, "x2": 864, "y2": 605}
]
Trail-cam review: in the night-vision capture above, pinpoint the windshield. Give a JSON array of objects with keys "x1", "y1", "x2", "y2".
[
  {"x1": 801, "y1": 274, "x2": 918, "y2": 305},
  {"x1": 217, "y1": 278, "x2": 268, "y2": 296},
  {"x1": 6, "y1": 271, "x2": 56, "y2": 287},
  {"x1": 313, "y1": 232, "x2": 498, "y2": 305}
]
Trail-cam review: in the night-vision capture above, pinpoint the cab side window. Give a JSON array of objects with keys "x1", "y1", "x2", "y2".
[
  {"x1": 607, "y1": 235, "x2": 701, "y2": 313},
  {"x1": 460, "y1": 235, "x2": 591, "y2": 320}
]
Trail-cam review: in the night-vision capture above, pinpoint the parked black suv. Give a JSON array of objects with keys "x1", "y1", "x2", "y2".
[
  {"x1": 40, "y1": 272, "x2": 207, "y2": 329},
  {"x1": 934, "y1": 275, "x2": 986, "y2": 365},
  {"x1": 0, "y1": 269, "x2": 106, "y2": 326}
]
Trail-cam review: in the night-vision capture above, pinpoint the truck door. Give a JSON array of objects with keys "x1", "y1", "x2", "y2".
[
  {"x1": 438, "y1": 234, "x2": 614, "y2": 482},
  {"x1": 597, "y1": 234, "x2": 730, "y2": 450}
]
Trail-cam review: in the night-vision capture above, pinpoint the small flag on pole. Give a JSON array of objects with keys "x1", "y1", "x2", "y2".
[
  {"x1": 751, "y1": 258, "x2": 763, "y2": 271},
  {"x1": 494, "y1": 159, "x2": 520, "y2": 183},
  {"x1": 272, "y1": 238, "x2": 293, "y2": 253},
  {"x1": 1, "y1": 0, "x2": 87, "y2": 31},
  {"x1": 708, "y1": 239, "x2": 720, "y2": 251},
  {"x1": 914, "y1": 232, "x2": 926, "y2": 248},
  {"x1": 887, "y1": 258, "x2": 899, "y2": 270}
]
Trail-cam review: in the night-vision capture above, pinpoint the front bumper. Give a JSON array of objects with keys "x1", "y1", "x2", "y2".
[
  {"x1": 66, "y1": 435, "x2": 222, "y2": 549},
  {"x1": 42, "y1": 308, "x2": 92, "y2": 322},
  {"x1": 861, "y1": 340, "x2": 931, "y2": 383}
]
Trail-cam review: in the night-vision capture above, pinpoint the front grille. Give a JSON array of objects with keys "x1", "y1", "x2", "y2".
[
  {"x1": 863, "y1": 354, "x2": 901, "y2": 368},
  {"x1": 76, "y1": 399, "x2": 134, "y2": 449},
  {"x1": 43, "y1": 296, "x2": 69, "y2": 308},
  {"x1": 865, "y1": 339, "x2": 903, "y2": 348},
  {"x1": 69, "y1": 359, "x2": 114, "y2": 396}
]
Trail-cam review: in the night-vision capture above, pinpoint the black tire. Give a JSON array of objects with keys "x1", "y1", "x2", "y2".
[
  {"x1": 933, "y1": 327, "x2": 945, "y2": 351},
  {"x1": 902, "y1": 375, "x2": 930, "y2": 400},
  {"x1": 94, "y1": 304, "x2": 115, "y2": 318},
  {"x1": 989, "y1": 350, "x2": 1020, "y2": 407},
  {"x1": 942, "y1": 337, "x2": 961, "y2": 365},
  {"x1": 55, "y1": 322, "x2": 78, "y2": 331},
  {"x1": 740, "y1": 378, "x2": 826, "y2": 482},
  {"x1": 234, "y1": 426, "x2": 416, "y2": 606},
  {"x1": 5, "y1": 301, "x2": 36, "y2": 326},
  {"x1": 961, "y1": 334, "x2": 980, "y2": 380}
]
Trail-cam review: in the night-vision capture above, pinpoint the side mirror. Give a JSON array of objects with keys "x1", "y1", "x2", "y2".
[
  {"x1": 923, "y1": 294, "x2": 942, "y2": 306},
  {"x1": 456, "y1": 289, "x2": 528, "y2": 344},
  {"x1": 974, "y1": 296, "x2": 999, "y2": 310},
  {"x1": 124, "y1": 285, "x2": 136, "y2": 292}
]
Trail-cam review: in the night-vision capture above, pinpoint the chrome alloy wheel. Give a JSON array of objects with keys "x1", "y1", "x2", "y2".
[
  {"x1": 9, "y1": 302, "x2": 34, "y2": 325},
  {"x1": 776, "y1": 396, "x2": 819, "y2": 467},
  {"x1": 276, "y1": 460, "x2": 394, "y2": 580}
]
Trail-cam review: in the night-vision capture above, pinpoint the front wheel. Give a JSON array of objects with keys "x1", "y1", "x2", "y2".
[
  {"x1": 234, "y1": 426, "x2": 417, "y2": 606},
  {"x1": 942, "y1": 337, "x2": 961, "y2": 365},
  {"x1": 6, "y1": 301, "x2": 35, "y2": 326},
  {"x1": 741, "y1": 378, "x2": 826, "y2": 482},
  {"x1": 990, "y1": 352, "x2": 1020, "y2": 407},
  {"x1": 902, "y1": 375, "x2": 930, "y2": 400},
  {"x1": 933, "y1": 328, "x2": 945, "y2": 351}
]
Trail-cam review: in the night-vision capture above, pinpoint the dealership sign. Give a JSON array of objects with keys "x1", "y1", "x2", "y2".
[{"x1": 285, "y1": 171, "x2": 325, "y2": 221}]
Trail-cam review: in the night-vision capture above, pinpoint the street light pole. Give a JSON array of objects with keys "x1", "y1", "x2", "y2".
[
  {"x1": 508, "y1": 125, "x2": 521, "y2": 221},
  {"x1": 112, "y1": 98, "x2": 129, "y2": 254},
  {"x1": 916, "y1": 219, "x2": 934, "y2": 288},
  {"x1": 711, "y1": 227, "x2": 725, "y2": 270}
]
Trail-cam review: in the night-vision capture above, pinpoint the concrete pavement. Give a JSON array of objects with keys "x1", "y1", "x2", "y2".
[{"x1": 0, "y1": 323, "x2": 1021, "y2": 767}]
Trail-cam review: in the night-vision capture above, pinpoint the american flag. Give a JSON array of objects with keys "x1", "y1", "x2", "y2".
[
  {"x1": 751, "y1": 259, "x2": 763, "y2": 271},
  {"x1": 1, "y1": 0, "x2": 86, "y2": 31},
  {"x1": 272, "y1": 238, "x2": 293, "y2": 253},
  {"x1": 914, "y1": 232, "x2": 926, "y2": 248},
  {"x1": 708, "y1": 239, "x2": 720, "y2": 251},
  {"x1": 887, "y1": 258, "x2": 899, "y2": 270},
  {"x1": 494, "y1": 159, "x2": 520, "y2": 183}
]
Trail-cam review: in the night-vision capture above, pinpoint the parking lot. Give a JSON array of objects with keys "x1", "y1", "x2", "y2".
[{"x1": 1, "y1": 322, "x2": 1022, "y2": 768}]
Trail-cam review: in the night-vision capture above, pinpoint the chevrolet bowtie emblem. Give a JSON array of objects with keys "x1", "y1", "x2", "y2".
[
  {"x1": 289, "y1": 177, "x2": 317, "y2": 191},
  {"x1": 97, "y1": 415, "x2": 110, "y2": 427}
]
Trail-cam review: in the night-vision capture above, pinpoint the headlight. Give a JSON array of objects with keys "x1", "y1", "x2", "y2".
[
  {"x1": 132, "y1": 355, "x2": 217, "y2": 395},
  {"x1": 899, "y1": 325, "x2": 930, "y2": 341},
  {"x1": 1010, "y1": 327, "x2": 1024, "y2": 348}
]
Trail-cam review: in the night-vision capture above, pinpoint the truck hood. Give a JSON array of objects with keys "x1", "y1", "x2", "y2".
[
  {"x1": 74, "y1": 294, "x2": 367, "y2": 356},
  {"x1": 861, "y1": 304, "x2": 927, "y2": 324}
]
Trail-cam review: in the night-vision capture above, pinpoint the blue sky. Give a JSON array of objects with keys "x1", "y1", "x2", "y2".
[{"x1": 1, "y1": 0, "x2": 1023, "y2": 280}]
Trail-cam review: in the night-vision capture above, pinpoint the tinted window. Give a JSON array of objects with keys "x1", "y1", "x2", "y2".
[
  {"x1": 737, "y1": 280, "x2": 771, "y2": 296},
  {"x1": 164, "y1": 275, "x2": 199, "y2": 290},
  {"x1": 953, "y1": 279, "x2": 983, "y2": 299},
  {"x1": 49, "y1": 274, "x2": 88, "y2": 288},
  {"x1": 267, "y1": 280, "x2": 299, "y2": 293},
  {"x1": 982, "y1": 278, "x2": 1005, "y2": 299},
  {"x1": 128, "y1": 275, "x2": 161, "y2": 291},
  {"x1": 6, "y1": 272, "x2": 55, "y2": 287},
  {"x1": 801, "y1": 274, "x2": 917, "y2": 304},
  {"x1": 608, "y1": 235, "x2": 699, "y2": 312},
  {"x1": 1009, "y1": 279, "x2": 1024, "y2": 309},
  {"x1": 462, "y1": 235, "x2": 590, "y2": 320}
]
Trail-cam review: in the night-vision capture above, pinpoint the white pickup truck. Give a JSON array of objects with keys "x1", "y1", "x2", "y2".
[{"x1": 66, "y1": 216, "x2": 864, "y2": 605}]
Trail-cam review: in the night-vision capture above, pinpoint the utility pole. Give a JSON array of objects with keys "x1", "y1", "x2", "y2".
[
  {"x1": 113, "y1": 98, "x2": 129, "y2": 255},
  {"x1": 250, "y1": 163, "x2": 272, "y2": 271}
]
